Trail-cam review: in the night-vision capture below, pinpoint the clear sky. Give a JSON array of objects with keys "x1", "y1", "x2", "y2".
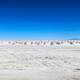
[{"x1": 0, "y1": 0, "x2": 80, "y2": 40}]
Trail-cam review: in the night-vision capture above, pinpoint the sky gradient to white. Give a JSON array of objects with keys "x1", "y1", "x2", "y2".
[{"x1": 0, "y1": 0, "x2": 80, "y2": 40}]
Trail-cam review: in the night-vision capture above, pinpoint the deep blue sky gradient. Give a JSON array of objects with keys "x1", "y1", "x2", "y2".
[{"x1": 0, "y1": 0, "x2": 80, "y2": 40}]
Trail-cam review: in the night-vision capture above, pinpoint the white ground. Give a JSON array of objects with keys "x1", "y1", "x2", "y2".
[{"x1": 0, "y1": 41, "x2": 80, "y2": 80}]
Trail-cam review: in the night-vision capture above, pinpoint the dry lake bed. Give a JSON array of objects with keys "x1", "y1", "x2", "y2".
[{"x1": 0, "y1": 41, "x2": 80, "y2": 80}]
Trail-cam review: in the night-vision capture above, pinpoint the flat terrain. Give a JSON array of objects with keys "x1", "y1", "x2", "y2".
[{"x1": 0, "y1": 44, "x2": 80, "y2": 80}]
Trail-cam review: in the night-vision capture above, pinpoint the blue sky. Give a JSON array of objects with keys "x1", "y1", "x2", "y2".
[{"x1": 0, "y1": 0, "x2": 80, "y2": 40}]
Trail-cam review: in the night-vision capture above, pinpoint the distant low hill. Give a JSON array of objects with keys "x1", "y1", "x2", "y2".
[{"x1": 68, "y1": 38, "x2": 80, "y2": 40}]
